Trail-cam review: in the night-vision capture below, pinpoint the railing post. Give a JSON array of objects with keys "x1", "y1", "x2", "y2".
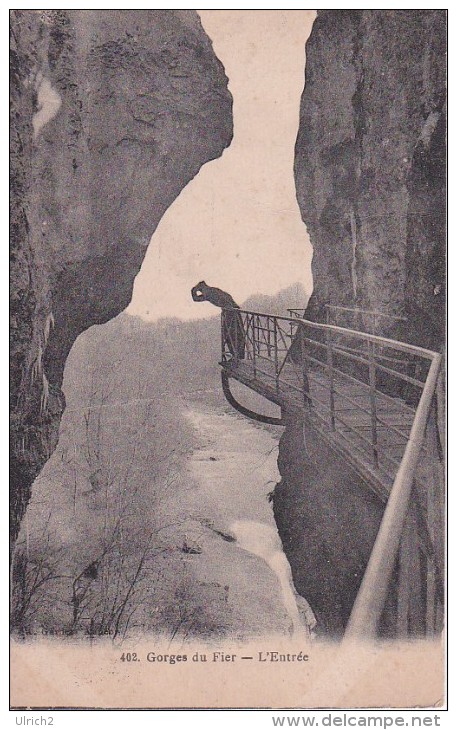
[
  {"x1": 300, "y1": 324, "x2": 310, "y2": 410},
  {"x1": 233, "y1": 309, "x2": 238, "y2": 365},
  {"x1": 252, "y1": 315, "x2": 257, "y2": 377},
  {"x1": 326, "y1": 329, "x2": 336, "y2": 431},
  {"x1": 256, "y1": 315, "x2": 260, "y2": 355},
  {"x1": 274, "y1": 317, "x2": 279, "y2": 393},
  {"x1": 368, "y1": 340, "x2": 379, "y2": 468}
]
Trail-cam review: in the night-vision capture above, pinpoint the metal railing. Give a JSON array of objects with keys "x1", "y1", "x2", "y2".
[
  {"x1": 221, "y1": 308, "x2": 444, "y2": 638},
  {"x1": 222, "y1": 309, "x2": 435, "y2": 483},
  {"x1": 344, "y1": 351, "x2": 443, "y2": 640},
  {"x1": 288, "y1": 304, "x2": 407, "y2": 337},
  {"x1": 288, "y1": 305, "x2": 416, "y2": 380}
]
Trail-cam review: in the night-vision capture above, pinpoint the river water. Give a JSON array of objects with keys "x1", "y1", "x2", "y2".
[{"x1": 166, "y1": 404, "x2": 316, "y2": 641}]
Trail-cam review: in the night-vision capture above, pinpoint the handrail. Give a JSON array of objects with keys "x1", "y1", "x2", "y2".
[
  {"x1": 220, "y1": 306, "x2": 442, "y2": 639},
  {"x1": 223, "y1": 308, "x2": 437, "y2": 360},
  {"x1": 344, "y1": 352, "x2": 442, "y2": 641}
]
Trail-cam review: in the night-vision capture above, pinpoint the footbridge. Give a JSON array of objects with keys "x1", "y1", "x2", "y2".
[{"x1": 219, "y1": 307, "x2": 445, "y2": 640}]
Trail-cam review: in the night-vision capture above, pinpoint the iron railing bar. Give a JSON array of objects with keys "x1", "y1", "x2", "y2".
[
  {"x1": 374, "y1": 446, "x2": 434, "y2": 481},
  {"x1": 330, "y1": 412, "x2": 387, "y2": 456},
  {"x1": 372, "y1": 416, "x2": 411, "y2": 442},
  {"x1": 328, "y1": 345, "x2": 427, "y2": 389},
  {"x1": 283, "y1": 371, "x2": 306, "y2": 390},
  {"x1": 333, "y1": 406, "x2": 374, "y2": 413},
  {"x1": 256, "y1": 327, "x2": 274, "y2": 351},
  {"x1": 365, "y1": 357, "x2": 426, "y2": 388},
  {"x1": 312, "y1": 360, "x2": 418, "y2": 414},
  {"x1": 344, "y1": 353, "x2": 442, "y2": 640},
  {"x1": 328, "y1": 342, "x2": 413, "y2": 366},
  {"x1": 243, "y1": 328, "x2": 255, "y2": 347},
  {"x1": 325, "y1": 330, "x2": 336, "y2": 431},
  {"x1": 296, "y1": 335, "x2": 416, "y2": 370},
  {"x1": 296, "y1": 349, "x2": 331, "y2": 372},
  {"x1": 276, "y1": 326, "x2": 292, "y2": 352},
  {"x1": 245, "y1": 364, "x2": 275, "y2": 382},
  {"x1": 241, "y1": 364, "x2": 304, "y2": 395},
  {"x1": 335, "y1": 422, "x2": 407, "y2": 442},
  {"x1": 278, "y1": 381, "x2": 305, "y2": 395},
  {"x1": 277, "y1": 354, "x2": 292, "y2": 378},
  {"x1": 256, "y1": 315, "x2": 262, "y2": 356},
  {"x1": 329, "y1": 385, "x2": 377, "y2": 419},
  {"x1": 225, "y1": 308, "x2": 438, "y2": 360},
  {"x1": 331, "y1": 411, "x2": 411, "y2": 425},
  {"x1": 299, "y1": 325, "x2": 311, "y2": 406},
  {"x1": 321, "y1": 428, "x2": 400, "y2": 467},
  {"x1": 251, "y1": 316, "x2": 257, "y2": 376},
  {"x1": 292, "y1": 345, "x2": 424, "y2": 404},
  {"x1": 255, "y1": 325, "x2": 275, "y2": 333},
  {"x1": 297, "y1": 336, "x2": 329, "y2": 351},
  {"x1": 234, "y1": 309, "x2": 239, "y2": 361},
  {"x1": 332, "y1": 426, "x2": 408, "y2": 477},
  {"x1": 311, "y1": 414, "x2": 396, "y2": 484},
  {"x1": 339, "y1": 423, "x2": 408, "y2": 441},
  {"x1": 250, "y1": 363, "x2": 284, "y2": 381},
  {"x1": 328, "y1": 386, "x2": 412, "y2": 443},
  {"x1": 274, "y1": 319, "x2": 279, "y2": 393},
  {"x1": 254, "y1": 334, "x2": 270, "y2": 351},
  {"x1": 369, "y1": 340, "x2": 379, "y2": 467},
  {"x1": 322, "y1": 376, "x2": 412, "y2": 439},
  {"x1": 238, "y1": 367, "x2": 309, "y2": 400},
  {"x1": 334, "y1": 436, "x2": 399, "y2": 482},
  {"x1": 252, "y1": 353, "x2": 278, "y2": 364}
]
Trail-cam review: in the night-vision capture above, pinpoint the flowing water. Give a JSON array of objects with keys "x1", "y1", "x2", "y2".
[{"x1": 170, "y1": 404, "x2": 316, "y2": 640}]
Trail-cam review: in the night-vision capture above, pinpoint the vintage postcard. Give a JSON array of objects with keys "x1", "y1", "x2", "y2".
[{"x1": 10, "y1": 8, "x2": 446, "y2": 710}]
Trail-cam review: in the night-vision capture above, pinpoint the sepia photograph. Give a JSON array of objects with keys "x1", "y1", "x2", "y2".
[{"x1": 9, "y1": 7, "x2": 446, "y2": 711}]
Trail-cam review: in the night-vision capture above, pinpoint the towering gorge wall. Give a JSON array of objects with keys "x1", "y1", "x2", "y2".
[
  {"x1": 295, "y1": 9, "x2": 446, "y2": 349},
  {"x1": 10, "y1": 9, "x2": 233, "y2": 550},
  {"x1": 274, "y1": 10, "x2": 446, "y2": 635}
]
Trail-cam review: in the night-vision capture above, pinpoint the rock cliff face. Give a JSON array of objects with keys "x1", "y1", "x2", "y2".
[
  {"x1": 295, "y1": 9, "x2": 446, "y2": 348},
  {"x1": 273, "y1": 412, "x2": 394, "y2": 636},
  {"x1": 274, "y1": 10, "x2": 446, "y2": 635},
  {"x1": 10, "y1": 9, "x2": 232, "y2": 549}
]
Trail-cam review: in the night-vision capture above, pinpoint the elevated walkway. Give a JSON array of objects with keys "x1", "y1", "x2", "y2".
[{"x1": 219, "y1": 307, "x2": 444, "y2": 639}]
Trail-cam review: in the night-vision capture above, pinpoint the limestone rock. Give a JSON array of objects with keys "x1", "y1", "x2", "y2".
[
  {"x1": 295, "y1": 9, "x2": 446, "y2": 348},
  {"x1": 10, "y1": 9, "x2": 233, "y2": 548}
]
